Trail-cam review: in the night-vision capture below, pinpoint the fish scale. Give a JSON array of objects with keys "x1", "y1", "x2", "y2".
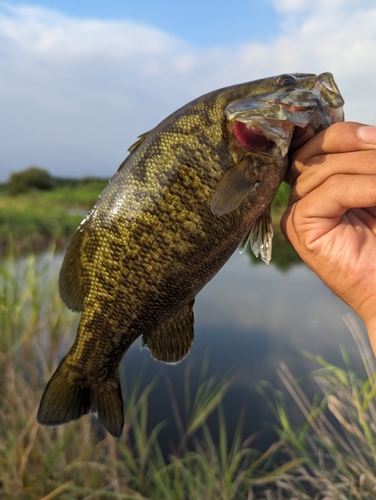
[{"x1": 38, "y1": 73, "x2": 344, "y2": 437}]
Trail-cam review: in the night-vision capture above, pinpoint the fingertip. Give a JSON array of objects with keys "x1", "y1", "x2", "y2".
[
  {"x1": 357, "y1": 126, "x2": 376, "y2": 145},
  {"x1": 290, "y1": 121, "x2": 376, "y2": 165}
]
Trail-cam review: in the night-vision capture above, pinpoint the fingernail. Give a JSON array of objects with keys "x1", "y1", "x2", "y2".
[{"x1": 358, "y1": 125, "x2": 376, "y2": 144}]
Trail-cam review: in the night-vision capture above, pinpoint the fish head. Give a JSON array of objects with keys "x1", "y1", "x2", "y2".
[
  {"x1": 211, "y1": 73, "x2": 344, "y2": 257},
  {"x1": 225, "y1": 72, "x2": 345, "y2": 158}
]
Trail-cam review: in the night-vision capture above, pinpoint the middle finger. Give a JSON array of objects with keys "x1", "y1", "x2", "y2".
[{"x1": 289, "y1": 149, "x2": 376, "y2": 205}]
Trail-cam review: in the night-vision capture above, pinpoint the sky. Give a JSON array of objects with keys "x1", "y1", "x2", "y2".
[{"x1": 1, "y1": 0, "x2": 376, "y2": 181}]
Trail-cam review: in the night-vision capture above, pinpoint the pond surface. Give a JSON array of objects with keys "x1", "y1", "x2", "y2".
[{"x1": 117, "y1": 235, "x2": 366, "y2": 453}]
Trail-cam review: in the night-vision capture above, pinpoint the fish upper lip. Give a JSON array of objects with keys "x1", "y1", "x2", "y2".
[
  {"x1": 281, "y1": 103, "x2": 315, "y2": 112},
  {"x1": 261, "y1": 100, "x2": 315, "y2": 113}
]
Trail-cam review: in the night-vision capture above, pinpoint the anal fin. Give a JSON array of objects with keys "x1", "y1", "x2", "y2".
[{"x1": 142, "y1": 300, "x2": 195, "y2": 364}]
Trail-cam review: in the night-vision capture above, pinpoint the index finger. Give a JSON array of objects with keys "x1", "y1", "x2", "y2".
[
  {"x1": 292, "y1": 122, "x2": 376, "y2": 166},
  {"x1": 288, "y1": 122, "x2": 376, "y2": 185}
]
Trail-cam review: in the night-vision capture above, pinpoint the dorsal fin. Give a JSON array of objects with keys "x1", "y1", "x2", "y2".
[
  {"x1": 127, "y1": 132, "x2": 149, "y2": 153},
  {"x1": 59, "y1": 219, "x2": 89, "y2": 312},
  {"x1": 141, "y1": 300, "x2": 195, "y2": 364},
  {"x1": 116, "y1": 132, "x2": 150, "y2": 174}
]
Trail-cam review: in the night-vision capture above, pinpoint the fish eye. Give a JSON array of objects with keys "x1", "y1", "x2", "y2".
[{"x1": 276, "y1": 74, "x2": 297, "y2": 87}]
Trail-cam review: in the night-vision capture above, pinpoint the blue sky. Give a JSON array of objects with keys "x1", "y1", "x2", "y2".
[
  {"x1": 4, "y1": 0, "x2": 280, "y2": 46},
  {"x1": 1, "y1": 0, "x2": 376, "y2": 181}
]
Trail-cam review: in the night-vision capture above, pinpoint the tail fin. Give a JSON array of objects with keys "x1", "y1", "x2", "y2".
[{"x1": 37, "y1": 359, "x2": 124, "y2": 438}]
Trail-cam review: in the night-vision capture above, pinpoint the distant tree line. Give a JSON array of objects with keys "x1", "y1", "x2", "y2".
[{"x1": 5, "y1": 167, "x2": 107, "y2": 196}]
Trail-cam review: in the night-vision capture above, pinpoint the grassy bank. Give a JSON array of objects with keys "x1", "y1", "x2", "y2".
[
  {"x1": 1, "y1": 250, "x2": 376, "y2": 498},
  {"x1": 0, "y1": 178, "x2": 108, "y2": 254}
]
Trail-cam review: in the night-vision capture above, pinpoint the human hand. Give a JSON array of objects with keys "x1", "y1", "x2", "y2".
[{"x1": 281, "y1": 122, "x2": 376, "y2": 355}]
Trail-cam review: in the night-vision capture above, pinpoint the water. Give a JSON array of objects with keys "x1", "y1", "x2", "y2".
[{"x1": 118, "y1": 238, "x2": 365, "y2": 453}]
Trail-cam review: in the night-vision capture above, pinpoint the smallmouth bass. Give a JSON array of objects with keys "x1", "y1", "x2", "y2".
[{"x1": 38, "y1": 73, "x2": 344, "y2": 437}]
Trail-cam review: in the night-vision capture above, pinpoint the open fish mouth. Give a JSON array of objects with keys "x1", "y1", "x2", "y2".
[
  {"x1": 244, "y1": 101, "x2": 323, "y2": 155},
  {"x1": 231, "y1": 99, "x2": 344, "y2": 157},
  {"x1": 226, "y1": 73, "x2": 345, "y2": 158},
  {"x1": 232, "y1": 117, "x2": 309, "y2": 158},
  {"x1": 227, "y1": 103, "x2": 314, "y2": 157},
  {"x1": 232, "y1": 101, "x2": 320, "y2": 156}
]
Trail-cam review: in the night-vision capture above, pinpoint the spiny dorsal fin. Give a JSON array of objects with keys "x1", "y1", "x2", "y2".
[
  {"x1": 116, "y1": 132, "x2": 150, "y2": 174},
  {"x1": 59, "y1": 219, "x2": 89, "y2": 312},
  {"x1": 211, "y1": 159, "x2": 259, "y2": 216},
  {"x1": 142, "y1": 300, "x2": 195, "y2": 364},
  {"x1": 127, "y1": 132, "x2": 149, "y2": 153},
  {"x1": 247, "y1": 208, "x2": 273, "y2": 264}
]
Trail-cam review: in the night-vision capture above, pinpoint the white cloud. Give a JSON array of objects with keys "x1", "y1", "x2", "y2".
[{"x1": 0, "y1": 1, "x2": 375, "y2": 181}]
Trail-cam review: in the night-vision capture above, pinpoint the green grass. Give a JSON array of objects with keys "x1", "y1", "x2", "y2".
[
  {"x1": 43, "y1": 178, "x2": 109, "y2": 208},
  {"x1": 259, "y1": 314, "x2": 376, "y2": 499},
  {"x1": 0, "y1": 179, "x2": 108, "y2": 253}
]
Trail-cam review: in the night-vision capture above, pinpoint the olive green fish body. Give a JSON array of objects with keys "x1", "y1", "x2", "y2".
[{"x1": 38, "y1": 73, "x2": 344, "y2": 436}]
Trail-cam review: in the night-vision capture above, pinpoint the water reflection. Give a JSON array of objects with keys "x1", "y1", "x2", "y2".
[{"x1": 122, "y1": 229, "x2": 366, "y2": 453}]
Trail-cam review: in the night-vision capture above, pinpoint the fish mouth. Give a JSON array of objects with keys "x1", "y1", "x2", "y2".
[
  {"x1": 227, "y1": 100, "x2": 320, "y2": 157},
  {"x1": 230, "y1": 100, "x2": 343, "y2": 157},
  {"x1": 232, "y1": 106, "x2": 315, "y2": 157},
  {"x1": 233, "y1": 121, "x2": 278, "y2": 154},
  {"x1": 226, "y1": 73, "x2": 345, "y2": 158}
]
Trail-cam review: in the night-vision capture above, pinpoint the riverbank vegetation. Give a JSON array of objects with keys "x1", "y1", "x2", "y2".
[
  {"x1": 0, "y1": 167, "x2": 108, "y2": 253},
  {"x1": 1, "y1": 249, "x2": 375, "y2": 498}
]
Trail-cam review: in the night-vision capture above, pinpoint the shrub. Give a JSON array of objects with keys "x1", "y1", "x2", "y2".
[{"x1": 7, "y1": 167, "x2": 54, "y2": 195}]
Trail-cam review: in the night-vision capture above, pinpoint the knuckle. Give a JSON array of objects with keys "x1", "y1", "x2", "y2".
[{"x1": 323, "y1": 173, "x2": 346, "y2": 191}]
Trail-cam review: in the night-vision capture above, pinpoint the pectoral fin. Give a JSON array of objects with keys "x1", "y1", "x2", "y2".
[
  {"x1": 240, "y1": 208, "x2": 273, "y2": 265},
  {"x1": 211, "y1": 159, "x2": 259, "y2": 216},
  {"x1": 142, "y1": 300, "x2": 195, "y2": 364}
]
